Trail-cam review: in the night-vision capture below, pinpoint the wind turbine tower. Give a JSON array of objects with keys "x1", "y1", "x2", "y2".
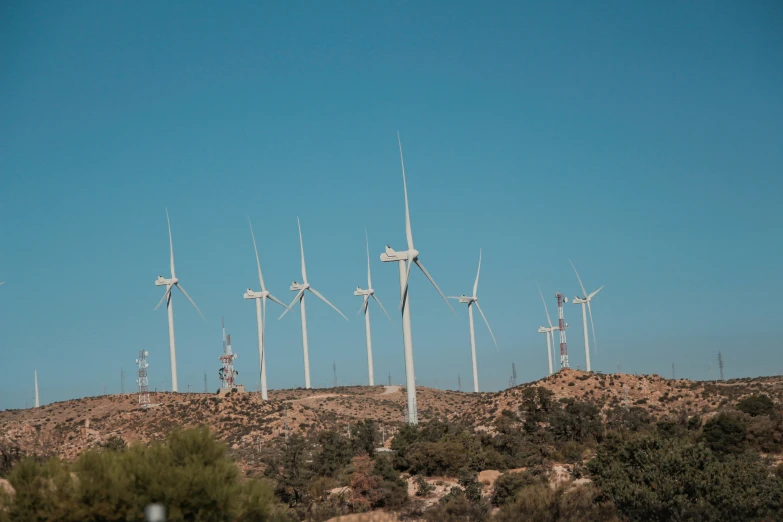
[
  {"x1": 136, "y1": 350, "x2": 150, "y2": 408},
  {"x1": 355, "y1": 231, "x2": 393, "y2": 387},
  {"x1": 536, "y1": 285, "x2": 558, "y2": 375},
  {"x1": 153, "y1": 209, "x2": 205, "y2": 393},
  {"x1": 569, "y1": 260, "x2": 603, "y2": 373},
  {"x1": 244, "y1": 218, "x2": 288, "y2": 401},
  {"x1": 380, "y1": 133, "x2": 455, "y2": 424},
  {"x1": 556, "y1": 292, "x2": 569, "y2": 368},
  {"x1": 280, "y1": 218, "x2": 348, "y2": 389},
  {"x1": 34, "y1": 370, "x2": 39, "y2": 408},
  {"x1": 449, "y1": 249, "x2": 499, "y2": 393}
]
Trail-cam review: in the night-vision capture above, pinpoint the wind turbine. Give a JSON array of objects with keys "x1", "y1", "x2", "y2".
[
  {"x1": 537, "y1": 284, "x2": 568, "y2": 375},
  {"x1": 244, "y1": 218, "x2": 288, "y2": 401},
  {"x1": 449, "y1": 249, "x2": 498, "y2": 392},
  {"x1": 153, "y1": 209, "x2": 205, "y2": 393},
  {"x1": 569, "y1": 260, "x2": 603, "y2": 372},
  {"x1": 381, "y1": 132, "x2": 455, "y2": 424},
  {"x1": 280, "y1": 218, "x2": 347, "y2": 389},
  {"x1": 354, "y1": 230, "x2": 393, "y2": 386}
]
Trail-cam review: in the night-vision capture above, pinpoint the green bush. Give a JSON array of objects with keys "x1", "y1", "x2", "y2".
[
  {"x1": 1, "y1": 426, "x2": 287, "y2": 521},
  {"x1": 702, "y1": 412, "x2": 748, "y2": 455},
  {"x1": 491, "y1": 471, "x2": 541, "y2": 507},
  {"x1": 494, "y1": 483, "x2": 620, "y2": 522},
  {"x1": 737, "y1": 394, "x2": 776, "y2": 417},
  {"x1": 588, "y1": 432, "x2": 783, "y2": 521}
]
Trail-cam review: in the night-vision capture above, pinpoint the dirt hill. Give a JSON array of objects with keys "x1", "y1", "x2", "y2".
[{"x1": 2, "y1": 370, "x2": 779, "y2": 475}]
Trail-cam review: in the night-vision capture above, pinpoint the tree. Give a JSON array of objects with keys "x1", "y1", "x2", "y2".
[
  {"x1": 491, "y1": 471, "x2": 542, "y2": 507},
  {"x1": 737, "y1": 394, "x2": 776, "y2": 418},
  {"x1": 312, "y1": 430, "x2": 352, "y2": 477},
  {"x1": 551, "y1": 401, "x2": 603, "y2": 443},
  {"x1": 702, "y1": 412, "x2": 748, "y2": 455},
  {"x1": 274, "y1": 435, "x2": 312, "y2": 508},
  {"x1": 588, "y1": 432, "x2": 783, "y2": 521},
  {"x1": 351, "y1": 420, "x2": 378, "y2": 457}
]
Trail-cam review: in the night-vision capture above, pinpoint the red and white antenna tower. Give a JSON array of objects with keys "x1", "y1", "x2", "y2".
[
  {"x1": 556, "y1": 292, "x2": 569, "y2": 369},
  {"x1": 219, "y1": 319, "x2": 238, "y2": 389}
]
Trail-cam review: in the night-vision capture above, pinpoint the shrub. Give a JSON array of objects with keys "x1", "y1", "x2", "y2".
[
  {"x1": 1, "y1": 426, "x2": 287, "y2": 521},
  {"x1": 415, "y1": 476, "x2": 434, "y2": 497},
  {"x1": 588, "y1": 432, "x2": 783, "y2": 521},
  {"x1": 737, "y1": 394, "x2": 776, "y2": 417},
  {"x1": 494, "y1": 483, "x2": 621, "y2": 522},
  {"x1": 702, "y1": 412, "x2": 748, "y2": 455},
  {"x1": 491, "y1": 471, "x2": 541, "y2": 507}
]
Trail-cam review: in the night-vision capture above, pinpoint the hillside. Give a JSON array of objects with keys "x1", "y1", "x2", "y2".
[{"x1": 2, "y1": 369, "x2": 780, "y2": 475}]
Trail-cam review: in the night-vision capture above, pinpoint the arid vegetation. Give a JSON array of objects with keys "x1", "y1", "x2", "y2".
[{"x1": 3, "y1": 371, "x2": 783, "y2": 520}]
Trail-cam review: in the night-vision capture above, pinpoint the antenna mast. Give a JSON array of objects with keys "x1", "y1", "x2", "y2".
[
  {"x1": 556, "y1": 292, "x2": 569, "y2": 369},
  {"x1": 219, "y1": 332, "x2": 238, "y2": 389},
  {"x1": 136, "y1": 350, "x2": 150, "y2": 408},
  {"x1": 718, "y1": 352, "x2": 724, "y2": 381}
]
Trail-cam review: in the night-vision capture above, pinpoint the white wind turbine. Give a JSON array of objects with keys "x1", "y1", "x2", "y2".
[
  {"x1": 280, "y1": 218, "x2": 347, "y2": 389},
  {"x1": 569, "y1": 260, "x2": 603, "y2": 373},
  {"x1": 244, "y1": 218, "x2": 289, "y2": 401},
  {"x1": 381, "y1": 132, "x2": 455, "y2": 424},
  {"x1": 153, "y1": 210, "x2": 205, "y2": 393},
  {"x1": 449, "y1": 249, "x2": 498, "y2": 392},
  {"x1": 354, "y1": 231, "x2": 393, "y2": 387}
]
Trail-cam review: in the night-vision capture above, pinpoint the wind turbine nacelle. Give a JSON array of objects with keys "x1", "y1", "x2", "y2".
[
  {"x1": 244, "y1": 290, "x2": 260, "y2": 299},
  {"x1": 381, "y1": 246, "x2": 408, "y2": 262},
  {"x1": 458, "y1": 296, "x2": 473, "y2": 304}
]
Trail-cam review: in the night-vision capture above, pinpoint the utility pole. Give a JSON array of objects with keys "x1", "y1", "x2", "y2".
[
  {"x1": 204, "y1": 372, "x2": 208, "y2": 393},
  {"x1": 121, "y1": 367, "x2": 125, "y2": 394},
  {"x1": 187, "y1": 384, "x2": 192, "y2": 393},
  {"x1": 333, "y1": 361, "x2": 337, "y2": 388},
  {"x1": 458, "y1": 373, "x2": 461, "y2": 392},
  {"x1": 388, "y1": 373, "x2": 391, "y2": 386},
  {"x1": 511, "y1": 362, "x2": 517, "y2": 387},
  {"x1": 718, "y1": 352, "x2": 724, "y2": 381},
  {"x1": 672, "y1": 363, "x2": 675, "y2": 380}
]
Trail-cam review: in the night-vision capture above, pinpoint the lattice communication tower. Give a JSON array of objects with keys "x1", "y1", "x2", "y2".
[{"x1": 136, "y1": 350, "x2": 150, "y2": 407}]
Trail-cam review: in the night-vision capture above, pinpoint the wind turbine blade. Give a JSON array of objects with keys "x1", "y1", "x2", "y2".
[
  {"x1": 473, "y1": 248, "x2": 482, "y2": 297},
  {"x1": 569, "y1": 259, "x2": 588, "y2": 298},
  {"x1": 587, "y1": 300, "x2": 598, "y2": 356},
  {"x1": 267, "y1": 294, "x2": 289, "y2": 309},
  {"x1": 175, "y1": 284, "x2": 206, "y2": 322},
  {"x1": 154, "y1": 285, "x2": 173, "y2": 311},
  {"x1": 537, "y1": 283, "x2": 554, "y2": 328},
  {"x1": 248, "y1": 217, "x2": 266, "y2": 291},
  {"x1": 399, "y1": 258, "x2": 413, "y2": 309},
  {"x1": 297, "y1": 217, "x2": 307, "y2": 284},
  {"x1": 397, "y1": 131, "x2": 414, "y2": 251},
  {"x1": 279, "y1": 289, "x2": 305, "y2": 320},
  {"x1": 414, "y1": 259, "x2": 456, "y2": 316},
  {"x1": 166, "y1": 208, "x2": 176, "y2": 278},
  {"x1": 365, "y1": 229, "x2": 372, "y2": 289},
  {"x1": 474, "y1": 302, "x2": 499, "y2": 352},
  {"x1": 588, "y1": 285, "x2": 604, "y2": 300},
  {"x1": 357, "y1": 295, "x2": 369, "y2": 315},
  {"x1": 371, "y1": 294, "x2": 394, "y2": 325},
  {"x1": 308, "y1": 287, "x2": 348, "y2": 320}
]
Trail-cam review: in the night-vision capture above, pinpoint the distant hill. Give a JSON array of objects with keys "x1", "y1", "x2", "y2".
[{"x1": 2, "y1": 370, "x2": 779, "y2": 475}]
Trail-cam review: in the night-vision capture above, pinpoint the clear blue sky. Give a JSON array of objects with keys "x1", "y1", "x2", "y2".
[{"x1": 1, "y1": 2, "x2": 781, "y2": 409}]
